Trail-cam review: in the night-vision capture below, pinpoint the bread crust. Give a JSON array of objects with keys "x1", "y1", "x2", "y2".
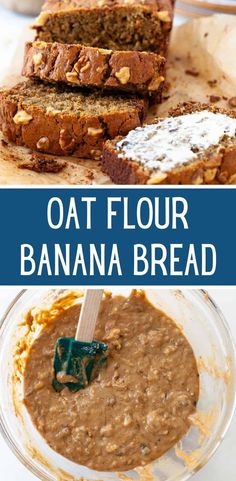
[
  {"x1": 40, "y1": 0, "x2": 172, "y2": 13},
  {"x1": 102, "y1": 103, "x2": 236, "y2": 184},
  {"x1": 0, "y1": 81, "x2": 147, "y2": 159},
  {"x1": 23, "y1": 42, "x2": 166, "y2": 96},
  {"x1": 168, "y1": 101, "x2": 236, "y2": 118}
]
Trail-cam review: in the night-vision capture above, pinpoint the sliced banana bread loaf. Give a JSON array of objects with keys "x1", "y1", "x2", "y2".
[
  {"x1": 0, "y1": 81, "x2": 147, "y2": 158},
  {"x1": 102, "y1": 103, "x2": 236, "y2": 184},
  {"x1": 23, "y1": 41, "x2": 166, "y2": 96},
  {"x1": 34, "y1": 0, "x2": 173, "y2": 56}
]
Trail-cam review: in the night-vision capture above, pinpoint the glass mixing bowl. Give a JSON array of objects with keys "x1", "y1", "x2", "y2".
[
  {"x1": 0, "y1": 289, "x2": 235, "y2": 481},
  {"x1": 175, "y1": 0, "x2": 236, "y2": 23}
]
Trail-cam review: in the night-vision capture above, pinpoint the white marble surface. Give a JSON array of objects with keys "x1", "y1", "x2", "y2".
[{"x1": 0, "y1": 288, "x2": 235, "y2": 481}]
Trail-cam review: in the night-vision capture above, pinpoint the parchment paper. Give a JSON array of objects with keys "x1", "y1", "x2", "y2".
[{"x1": 1, "y1": 13, "x2": 236, "y2": 185}]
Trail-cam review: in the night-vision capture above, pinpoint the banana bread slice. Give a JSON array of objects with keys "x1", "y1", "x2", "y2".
[
  {"x1": 102, "y1": 103, "x2": 236, "y2": 184},
  {"x1": 34, "y1": 0, "x2": 173, "y2": 56},
  {"x1": 0, "y1": 81, "x2": 147, "y2": 158},
  {"x1": 23, "y1": 41, "x2": 166, "y2": 96}
]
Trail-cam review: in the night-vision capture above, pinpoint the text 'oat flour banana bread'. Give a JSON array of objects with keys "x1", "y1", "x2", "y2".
[
  {"x1": 23, "y1": 41, "x2": 166, "y2": 96},
  {"x1": 0, "y1": 81, "x2": 147, "y2": 158},
  {"x1": 102, "y1": 103, "x2": 236, "y2": 184},
  {"x1": 34, "y1": 0, "x2": 173, "y2": 56}
]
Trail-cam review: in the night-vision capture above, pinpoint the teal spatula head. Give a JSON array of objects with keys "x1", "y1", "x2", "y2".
[{"x1": 52, "y1": 337, "x2": 108, "y2": 392}]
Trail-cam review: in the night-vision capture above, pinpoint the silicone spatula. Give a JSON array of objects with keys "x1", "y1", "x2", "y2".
[{"x1": 52, "y1": 289, "x2": 108, "y2": 392}]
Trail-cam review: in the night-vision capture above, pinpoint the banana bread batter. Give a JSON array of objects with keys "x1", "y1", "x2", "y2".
[{"x1": 23, "y1": 290, "x2": 199, "y2": 471}]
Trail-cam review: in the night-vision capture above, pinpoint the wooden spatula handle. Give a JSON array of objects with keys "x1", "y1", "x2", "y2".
[{"x1": 75, "y1": 290, "x2": 104, "y2": 342}]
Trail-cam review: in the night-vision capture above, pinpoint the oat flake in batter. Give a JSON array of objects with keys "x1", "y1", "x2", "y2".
[{"x1": 23, "y1": 291, "x2": 199, "y2": 471}]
